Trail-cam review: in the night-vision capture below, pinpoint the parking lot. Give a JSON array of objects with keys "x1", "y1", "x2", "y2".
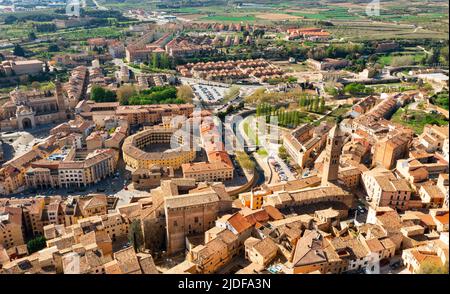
[
  {"x1": 268, "y1": 149, "x2": 296, "y2": 183},
  {"x1": 192, "y1": 84, "x2": 228, "y2": 104}
]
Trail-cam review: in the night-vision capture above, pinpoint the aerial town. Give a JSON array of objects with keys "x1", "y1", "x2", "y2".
[{"x1": 0, "y1": 0, "x2": 449, "y2": 276}]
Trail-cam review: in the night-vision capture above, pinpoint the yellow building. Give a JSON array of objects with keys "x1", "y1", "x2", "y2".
[
  {"x1": 122, "y1": 127, "x2": 195, "y2": 170},
  {"x1": 0, "y1": 207, "x2": 25, "y2": 250},
  {"x1": 188, "y1": 229, "x2": 239, "y2": 274},
  {"x1": 402, "y1": 242, "x2": 449, "y2": 274}
]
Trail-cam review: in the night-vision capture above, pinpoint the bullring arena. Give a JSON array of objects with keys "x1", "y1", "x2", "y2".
[{"x1": 122, "y1": 127, "x2": 195, "y2": 169}]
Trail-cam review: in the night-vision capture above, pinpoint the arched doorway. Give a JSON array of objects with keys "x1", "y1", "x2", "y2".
[{"x1": 22, "y1": 118, "x2": 33, "y2": 129}]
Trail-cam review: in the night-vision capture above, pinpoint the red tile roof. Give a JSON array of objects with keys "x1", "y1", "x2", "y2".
[{"x1": 227, "y1": 212, "x2": 252, "y2": 234}]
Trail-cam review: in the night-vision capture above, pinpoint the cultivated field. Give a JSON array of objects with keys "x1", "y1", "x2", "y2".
[{"x1": 255, "y1": 13, "x2": 303, "y2": 21}]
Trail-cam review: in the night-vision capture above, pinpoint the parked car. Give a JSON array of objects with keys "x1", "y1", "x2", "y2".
[
  {"x1": 357, "y1": 206, "x2": 366, "y2": 214},
  {"x1": 389, "y1": 261, "x2": 402, "y2": 270}
]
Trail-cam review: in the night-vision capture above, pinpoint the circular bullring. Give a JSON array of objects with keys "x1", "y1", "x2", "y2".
[{"x1": 122, "y1": 127, "x2": 195, "y2": 169}]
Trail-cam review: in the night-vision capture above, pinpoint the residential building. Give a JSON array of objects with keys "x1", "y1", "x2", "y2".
[
  {"x1": 419, "y1": 185, "x2": 446, "y2": 208},
  {"x1": 419, "y1": 125, "x2": 449, "y2": 153},
  {"x1": 290, "y1": 230, "x2": 345, "y2": 274},
  {"x1": 373, "y1": 132, "x2": 412, "y2": 170},
  {"x1": 0, "y1": 207, "x2": 25, "y2": 249},
  {"x1": 402, "y1": 241, "x2": 449, "y2": 274},
  {"x1": 187, "y1": 228, "x2": 239, "y2": 274},
  {"x1": 396, "y1": 151, "x2": 448, "y2": 184},
  {"x1": 283, "y1": 123, "x2": 331, "y2": 169},
  {"x1": 150, "y1": 180, "x2": 232, "y2": 254},
  {"x1": 244, "y1": 237, "x2": 278, "y2": 266},
  {"x1": 0, "y1": 59, "x2": 43, "y2": 77},
  {"x1": 362, "y1": 168, "x2": 412, "y2": 210}
]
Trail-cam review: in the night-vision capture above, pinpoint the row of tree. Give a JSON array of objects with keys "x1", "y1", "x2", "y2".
[
  {"x1": 149, "y1": 53, "x2": 172, "y2": 70},
  {"x1": 298, "y1": 94, "x2": 326, "y2": 113},
  {"x1": 256, "y1": 103, "x2": 314, "y2": 128},
  {"x1": 93, "y1": 84, "x2": 194, "y2": 106}
]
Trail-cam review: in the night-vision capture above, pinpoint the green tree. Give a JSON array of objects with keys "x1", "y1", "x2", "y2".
[
  {"x1": 312, "y1": 96, "x2": 320, "y2": 112},
  {"x1": 306, "y1": 96, "x2": 312, "y2": 111},
  {"x1": 427, "y1": 48, "x2": 441, "y2": 65},
  {"x1": 28, "y1": 31, "x2": 37, "y2": 41},
  {"x1": 236, "y1": 151, "x2": 255, "y2": 170},
  {"x1": 128, "y1": 219, "x2": 144, "y2": 252},
  {"x1": 418, "y1": 260, "x2": 449, "y2": 274},
  {"x1": 319, "y1": 97, "x2": 325, "y2": 113},
  {"x1": 31, "y1": 81, "x2": 40, "y2": 90},
  {"x1": 293, "y1": 111, "x2": 300, "y2": 126},
  {"x1": 4, "y1": 15, "x2": 18, "y2": 24},
  {"x1": 299, "y1": 95, "x2": 306, "y2": 108},
  {"x1": 224, "y1": 86, "x2": 240, "y2": 102},
  {"x1": 27, "y1": 236, "x2": 46, "y2": 254},
  {"x1": 159, "y1": 53, "x2": 171, "y2": 69},
  {"x1": 344, "y1": 83, "x2": 372, "y2": 96},
  {"x1": 13, "y1": 44, "x2": 25, "y2": 57},
  {"x1": 176, "y1": 85, "x2": 194, "y2": 103},
  {"x1": 279, "y1": 145, "x2": 288, "y2": 161},
  {"x1": 151, "y1": 53, "x2": 160, "y2": 69},
  {"x1": 116, "y1": 84, "x2": 136, "y2": 105},
  {"x1": 325, "y1": 86, "x2": 341, "y2": 97},
  {"x1": 439, "y1": 46, "x2": 449, "y2": 66},
  {"x1": 48, "y1": 44, "x2": 60, "y2": 52},
  {"x1": 90, "y1": 85, "x2": 117, "y2": 102}
]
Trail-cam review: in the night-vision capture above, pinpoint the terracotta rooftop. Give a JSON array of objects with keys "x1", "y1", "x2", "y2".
[{"x1": 226, "y1": 212, "x2": 253, "y2": 234}]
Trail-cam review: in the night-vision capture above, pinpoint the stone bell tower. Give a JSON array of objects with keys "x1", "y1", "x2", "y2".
[
  {"x1": 55, "y1": 77, "x2": 67, "y2": 112},
  {"x1": 321, "y1": 124, "x2": 344, "y2": 186}
]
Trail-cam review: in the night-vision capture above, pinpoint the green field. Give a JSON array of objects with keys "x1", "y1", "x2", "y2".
[
  {"x1": 376, "y1": 12, "x2": 448, "y2": 23},
  {"x1": 288, "y1": 7, "x2": 361, "y2": 20},
  {"x1": 430, "y1": 92, "x2": 449, "y2": 110},
  {"x1": 377, "y1": 53, "x2": 426, "y2": 66},
  {"x1": 391, "y1": 108, "x2": 448, "y2": 134}
]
